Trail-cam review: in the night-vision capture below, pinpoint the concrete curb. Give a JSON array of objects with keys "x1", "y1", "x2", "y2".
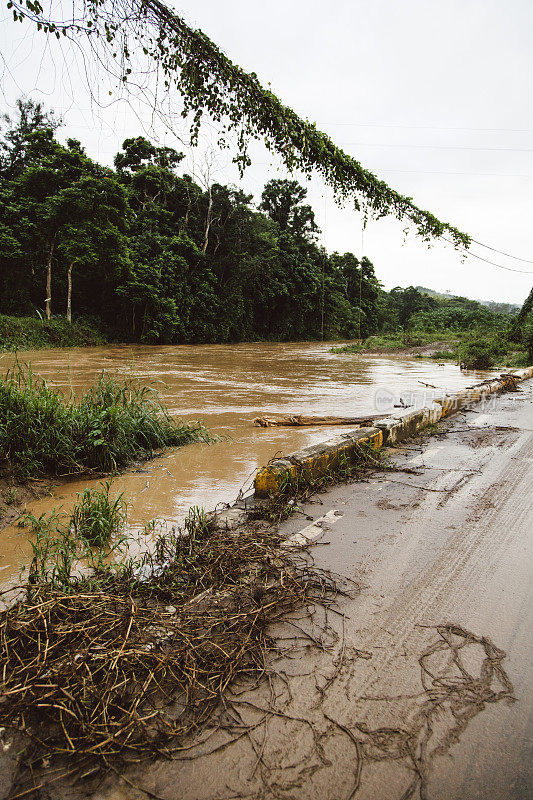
[
  {"x1": 253, "y1": 367, "x2": 533, "y2": 498},
  {"x1": 254, "y1": 427, "x2": 383, "y2": 498}
]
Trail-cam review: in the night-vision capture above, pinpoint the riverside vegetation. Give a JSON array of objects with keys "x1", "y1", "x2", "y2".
[
  {"x1": 0, "y1": 99, "x2": 382, "y2": 347},
  {"x1": 0, "y1": 438, "x2": 385, "y2": 791},
  {"x1": 1, "y1": 493, "x2": 341, "y2": 791},
  {"x1": 0, "y1": 363, "x2": 210, "y2": 480},
  {"x1": 331, "y1": 286, "x2": 533, "y2": 369},
  {"x1": 1, "y1": 100, "x2": 530, "y2": 360}
]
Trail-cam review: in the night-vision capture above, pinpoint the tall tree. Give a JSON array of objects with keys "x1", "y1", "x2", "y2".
[
  {"x1": 0, "y1": 98, "x2": 61, "y2": 180},
  {"x1": 260, "y1": 179, "x2": 319, "y2": 241}
]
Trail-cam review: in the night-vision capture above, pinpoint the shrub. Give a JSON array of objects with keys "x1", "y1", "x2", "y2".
[{"x1": 456, "y1": 334, "x2": 507, "y2": 370}]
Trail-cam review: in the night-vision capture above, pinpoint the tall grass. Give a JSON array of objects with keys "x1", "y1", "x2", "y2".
[
  {"x1": 22, "y1": 482, "x2": 129, "y2": 590},
  {"x1": 0, "y1": 314, "x2": 106, "y2": 352},
  {"x1": 0, "y1": 363, "x2": 211, "y2": 478},
  {"x1": 69, "y1": 481, "x2": 128, "y2": 547}
]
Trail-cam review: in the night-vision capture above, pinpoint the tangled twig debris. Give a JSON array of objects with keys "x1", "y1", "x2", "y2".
[{"x1": 0, "y1": 513, "x2": 342, "y2": 793}]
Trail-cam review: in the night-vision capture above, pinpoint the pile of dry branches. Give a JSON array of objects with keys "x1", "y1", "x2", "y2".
[{"x1": 0, "y1": 518, "x2": 339, "y2": 781}]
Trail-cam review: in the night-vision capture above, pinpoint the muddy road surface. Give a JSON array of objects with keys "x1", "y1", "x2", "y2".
[{"x1": 12, "y1": 378, "x2": 530, "y2": 800}]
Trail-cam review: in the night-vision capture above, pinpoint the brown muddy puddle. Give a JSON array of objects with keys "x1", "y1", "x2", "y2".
[{"x1": 0, "y1": 342, "x2": 495, "y2": 588}]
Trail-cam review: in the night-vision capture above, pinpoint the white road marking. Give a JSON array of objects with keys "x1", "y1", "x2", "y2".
[
  {"x1": 282, "y1": 509, "x2": 343, "y2": 547},
  {"x1": 407, "y1": 445, "x2": 443, "y2": 465}
]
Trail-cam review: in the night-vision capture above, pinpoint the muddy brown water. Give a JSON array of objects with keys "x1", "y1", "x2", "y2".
[{"x1": 0, "y1": 342, "x2": 495, "y2": 589}]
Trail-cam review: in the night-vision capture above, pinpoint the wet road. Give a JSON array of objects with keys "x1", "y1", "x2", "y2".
[{"x1": 78, "y1": 379, "x2": 533, "y2": 800}]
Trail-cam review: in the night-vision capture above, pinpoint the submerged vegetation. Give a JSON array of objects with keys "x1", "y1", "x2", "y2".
[
  {"x1": 22, "y1": 482, "x2": 128, "y2": 587},
  {"x1": 332, "y1": 330, "x2": 461, "y2": 354},
  {"x1": 0, "y1": 364, "x2": 210, "y2": 478},
  {"x1": 69, "y1": 481, "x2": 128, "y2": 546}
]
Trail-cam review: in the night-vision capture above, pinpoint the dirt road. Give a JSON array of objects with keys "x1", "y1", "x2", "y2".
[
  {"x1": 4, "y1": 380, "x2": 532, "y2": 800},
  {"x1": 275, "y1": 381, "x2": 533, "y2": 800}
]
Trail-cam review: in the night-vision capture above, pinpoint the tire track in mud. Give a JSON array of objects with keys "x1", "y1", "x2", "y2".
[
  {"x1": 382, "y1": 425, "x2": 526, "y2": 607},
  {"x1": 313, "y1": 423, "x2": 532, "y2": 799},
  {"x1": 226, "y1": 397, "x2": 533, "y2": 800},
  {"x1": 337, "y1": 429, "x2": 531, "y2": 690}
]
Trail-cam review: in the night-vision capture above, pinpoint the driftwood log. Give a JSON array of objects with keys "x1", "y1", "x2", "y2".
[{"x1": 253, "y1": 413, "x2": 385, "y2": 428}]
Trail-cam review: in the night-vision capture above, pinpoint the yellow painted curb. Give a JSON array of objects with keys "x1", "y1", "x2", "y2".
[
  {"x1": 253, "y1": 368, "x2": 532, "y2": 499},
  {"x1": 254, "y1": 428, "x2": 382, "y2": 498}
]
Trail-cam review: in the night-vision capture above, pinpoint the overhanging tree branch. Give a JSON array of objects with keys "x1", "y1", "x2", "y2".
[{"x1": 7, "y1": 0, "x2": 470, "y2": 247}]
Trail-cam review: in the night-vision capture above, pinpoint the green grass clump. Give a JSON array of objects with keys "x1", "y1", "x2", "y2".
[
  {"x1": 23, "y1": 509, "x2": 84, "y2": 590},
  {"x1": 430, "y1": 349, "x2": 457, "y2": 360},
  {"x1": 0, "y1": 363, "x2": 211, "y2": 478},
  {"x1": 22, "y1": 484, "x2": 128, "y2": 589},
  {"x1": 331, "y1": 327, "x2": 532, "y2": 369},
  {"x1": 0, "y1": 314, "x2": 107, "y2": 352},
  {"x1": 69, "y1": 481, "x2": 128, "y2": 547},
  {"x1": 330, "y1": 342, "x2": 364, "y2": 354}
]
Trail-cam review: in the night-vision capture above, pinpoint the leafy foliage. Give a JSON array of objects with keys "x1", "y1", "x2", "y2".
[
  {"x1": 6, "y1": 0, "x2": 470, "y2": 246},
  {"x1": 0, "y1": 102, "x2": 383, "y2": 344},
  {"x1": 0, "y1": 102, "x2": 525, "y2": 351},
  {"x1": 455, "y1": 335, "x2": 508, "y2": 370},
  {"x1": 22, "y1": 485, "x2": 128, "y2": 587},
  {"x1": 380, "y1": 286, "x2": 513, "y2": 334}
]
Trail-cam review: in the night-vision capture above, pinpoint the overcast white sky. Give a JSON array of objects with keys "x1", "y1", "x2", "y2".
[{"x1": 1, "y1": 0, "x2": 532, "y2": 304}]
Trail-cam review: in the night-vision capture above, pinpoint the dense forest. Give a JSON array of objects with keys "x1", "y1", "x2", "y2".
[{"x1": 0, "y1": 100, "x2": 521, "y2": 348}]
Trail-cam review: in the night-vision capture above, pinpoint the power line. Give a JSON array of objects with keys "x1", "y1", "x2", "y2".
[
  {"x1": 321, "y1": 122, "x2": 533, "y2": 133},
  {"x1": 341, "y1": 142, "x2": 533, "y2": 153},
  {"x1": 469, "y1": 239, "x2": 533, "y2": 264},
  {"x1": 442, "y1": 238, "x2": 533, "y2": 274},
  {"x1": 380, "y1": 167, "x2": 533, "y2": 179}
]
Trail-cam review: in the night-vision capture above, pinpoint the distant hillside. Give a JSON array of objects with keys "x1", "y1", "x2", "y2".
[{"x1": 415, "y1": 287, "x2": 519, "y2": 316}]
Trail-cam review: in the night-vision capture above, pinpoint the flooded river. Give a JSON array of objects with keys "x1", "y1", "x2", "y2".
[{"x1": 0, "y1": 342, "x2": 494, "y2": 587}]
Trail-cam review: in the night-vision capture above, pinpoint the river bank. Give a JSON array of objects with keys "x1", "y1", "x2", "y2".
[
  {"x1": 0, "y1": 343, "x2": 502, "y2": 588},
  {"x1": 0, "y1": 343, "x2": 501, "y2": 590},
  {"x1": 0, "y1": 316, "x2": 458, "y2": 358},
  {"x1": 0, "y1": 473, "x2": 67, "y2": 532},
  {"x1": 3, "y1": 315, "x2": 529, "y2": 371},
  {"x1": 332, "y1": 330, "x2": 532, "y2": 369},
  {"x1": 0, "y1": 314, "x2": 110, "y2": 351},
  {"x1": 332, "y1": 330, "x2": 459, "y2": 356}
]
